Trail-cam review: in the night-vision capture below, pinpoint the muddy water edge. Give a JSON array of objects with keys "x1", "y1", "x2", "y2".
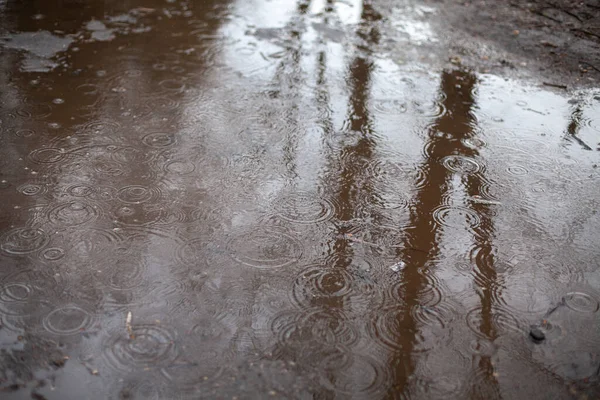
[{"x1": 0, "y1": 0, "x2": 599, "y2": 399}]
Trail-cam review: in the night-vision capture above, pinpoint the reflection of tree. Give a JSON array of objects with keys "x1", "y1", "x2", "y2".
[
  {"x1": 385, "y1": 70, "x2": 501, "y2": 396},
  {"x1": 321, "y1": 0, "x2": 381, "y2": 295},
  {"x1": 564, "y1": 103, "x2": 593, "y2": 151}
]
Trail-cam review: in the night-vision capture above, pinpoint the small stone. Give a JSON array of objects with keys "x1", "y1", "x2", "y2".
[
  {"x1": 449, "y1": 56, "x2": 462, "y2": 65},
  {"x1": 529, "y1": 327, "x2": 545, "y2": 342},
  {"x1": 50, "y1": 358, "x2": 66, "y2": 368},
  {"x1": 390, "y1": 261, "x2": 406, "y2": 273}
]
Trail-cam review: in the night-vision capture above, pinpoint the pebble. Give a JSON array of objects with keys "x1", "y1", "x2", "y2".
[{"x1": 529, "y1": 326, "x2": 545, "y2": 342}]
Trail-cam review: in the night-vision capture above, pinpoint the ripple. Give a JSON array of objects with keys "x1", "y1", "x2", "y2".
[
  {"x1": 534, "y1": 320, "x2": 566, "y2": 343},
  {"x1": 41, "y1": 247, "x2": 65, "y2": 261},
  {"x1": 13, "y1": 129, "x2": 35, "y2": 138},
  {"x1": 66, "y1": 183, "x2": 117, "y2": 201},
  {"x1": 65, "y1": 184, "x2": 118, "y2": 201},
  {"x1": 103, "y1": 324, "x2": 178, "y2": 372},
  {"x1": 17, "y1": 183, "x2": 47, "y2": 196},
  {"x1": 142, "y1": 132, "x2": 177, "y2": 148},
  {"x1": 462, "y1": 367, "x2": 502, "y2": 399},
  {"x1": 117, "y1": 185, "x2": 162, "y2": 204},
  {"x1": 564, "y1": 292, "x2": 599, "y2": 313},
  {"x1": 43, "y1": 305, "x2": 95, "y2": 335},
  {"x1": 92, "y1": 160, "x2": 127, "y2": 177},
  {"x1": 442, "y1": 155, "x2": 482, "y2": 174},
  {"x1": 366, "y1": 159, "x2": 409, "y2": 182},
  {"x1": 465, "y1": 306, "x2": 525, "y2": 339},
  {"x1": 163, "y1": 160, "x2": 196, "y2": 175},
  {"x1": 469, "y1": 244, "x2": 511, "y2": 288},
  {"x1": 467, "y1": 338, "x2": 497, "y2": 357},
  {"x1": 372, "y1": 99, "x2": 408, "y2": 116},
  {"x1": 29, "y1": 147, "x2": 67, "y2": 164},
  {"x1": 273, "y1": 308, "x2": 359, "y2": 349},
  {"x1": 433, "y1": 205, "x2": 481, "y2": 230},
  {"x1": 506, "y1": 165, "x2": 529, "y2": 176},
  {"x1": 273, "y1": 191, "x2": 335, "y2": 224},
  {"x1": 545, "y1": 351, "x2": 599, "y2": 381},
  {"x1": 144, "y1": 96, "x2": 180, "y2": 113},
  {"x1": 362, "y1": 190, "x2": 410, "y2": 211},
  {"x1": 1, "y1": 227, "x2": 49, "y2": 254},
  {"x1": 111, "y1": 146, "x2": 156, "y2": 164},
  {"x1": 348, "y1": 223, "x2": 404, "y2": 249},
  {"x1": 66, "y1": 184, "x2": 95, "y2": 197},
  {"x1": 82, "y1": 120, "x2": 121, "y2": 135},
  {"x1": 16, "y1": 102, "x2": 52, "y2": 120},
  {"x1": 412, "y1": 374, "x2": 466, "y2": 399},
  {"x1": 227, "y1": 227, "x2": 303, "y2": 269},
  {"x1": 290, "y1": 264, "x2": 375, "y2": 309},
  {"x1": 369, "y1": 305, "x2": 451, "y2": 353},
  {"x1": 386, "y1": 272, "x2": 443, "y2": 308},
  {"x1": 176, "y1": 237, "x2": 211, "y2": 268},
  {"x1": 159, "y1": 79, "x2": 186, "y2": 92},
  {"x1": 112, "y1": 379, "x2": 179, "y2": 400},
  {"x1": 479, "y1": 179, "x2": 525, "y2": 207},
  {"x1": 0, "y1": 270, "x2": 54, "y2": 324},
  {"x1": 73, "y1": 228, "x2": 123, "y2": 256},
  {"x1": 160, "y1": 359, "x2": 224, "y2": 392},
  {"x1": 48, "y1": 201, "x2": 99, "y2": 226},
  {"x1": 0, "y1": 282, "x2": 40, "y2": 320},
  {"x1": 413, "y1": 98, "x2": 447, "y2": 119},
  {"x1": 461, "y1": 137, "x2": 487, "y2": 150},
  {"x1": 319, "y1": 351, "x2": 387, "y2": 396},
  {"x1": 0, "y1": 283, "x2": 32, "y2": 303},
  {"x1": 93, "y1": 256, "x2": 147, "y2": 291},
  {"x1": 542, "y1": 260, "x2": 585, "y2": 285},
  {"x1": 113, "y1": 204, "x2": 165, "y2": 226}
]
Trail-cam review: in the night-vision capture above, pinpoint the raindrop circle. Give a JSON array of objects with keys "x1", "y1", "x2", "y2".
[
  {"x1": 43, "y1": 305, "x2": 94, "y2": 335},
  {"x1": 41, "y1": 247, "x2": 65, "y2": 261},
  {"x1": 227, "y1": 228, "x2": 303, "y2": 269},
  {"x1": 17, "y1": 183, "x2": 46, "y2": 196},
  {"x1": 142, "y1": 132, "x2": 177, "y2": 148},
  {"x1": 29, "y1": 148, "x2": 67, "y2": 164},
  {"x1": 442, "y1": 155, "x2": 482, "y2": 174},
  {"x1": 274, "y1": 192, "x2": 335, "y2": 224},
  {"x1": 433, "y1": 205, "x2": 481, "y2": 230},
  {"x1": 564, "y1": 292, "x2": 599, "y2": 313},
  {"x1": 103, "y1": 325, "x2": 178, "y2": 371},
  {"x1": 117, "y1": 185, "x2": 161, "y2": 204},
  {"x1": 1, "y1": 227, "x2": 49, "y2": 254},
  {"x1": 48, "y1": 201, "x2": 98, "y2": 226}
]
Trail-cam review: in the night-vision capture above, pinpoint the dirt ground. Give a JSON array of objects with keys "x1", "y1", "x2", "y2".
[
  {"x1": 441, "y1": 0, "x2": 600, "y2": 88},
  {"x1": 375, "y1": 0, "x2": 600, "y2": 90}
]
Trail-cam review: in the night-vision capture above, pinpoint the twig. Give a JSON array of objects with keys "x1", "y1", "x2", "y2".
[
  {"x1": 126, "y1": 311, "x2": 134, "y2": 338},
  {"x1": 572, "y1": 28, "x2": 600, "y2": 40},
  {"x1": 542, "y1": 82, "x2": 567, "y2": 89},
  {"x1": 579, "y1": 60, "x2": 600, "y2": 73}
]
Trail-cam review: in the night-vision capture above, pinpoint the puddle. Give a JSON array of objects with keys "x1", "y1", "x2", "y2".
[{"x1": 0, "y1": 0, "x2": 599, "y2": 398}]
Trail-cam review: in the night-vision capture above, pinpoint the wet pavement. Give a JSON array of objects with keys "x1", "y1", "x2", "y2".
[{"x1": 1, "y1": 0, "x2": 600, "y2": 399}]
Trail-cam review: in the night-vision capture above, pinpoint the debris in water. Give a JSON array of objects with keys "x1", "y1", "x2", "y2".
[
  {"x1": 126, "y1": 311, "x2": 134, "y2": 338},
  {"x1": 529, "y1": 326, "x2": 546, "y2": 342},
  {"x1": 449, "y1": 55, "x2": 462, "y2": 65},
  {"x1": 133, "y1": 7, "x2": 155, "y2": 14},
  {"x1": 82, "y1": 362, "x2": 99, "y2": 376},
  {"x1": 543, "y1": 82, "x2": 568, "y2": 90},
  {"x1": 468, "y1": 195, "x2": 502, "y2": 206},
  {"x1": 390, "y1": 261, "x2": 406, "y2": 273}
]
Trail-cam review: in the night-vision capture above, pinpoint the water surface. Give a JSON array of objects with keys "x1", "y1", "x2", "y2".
[{"x1": 0, "y1": 0, "x2": 599, "y2": 399}]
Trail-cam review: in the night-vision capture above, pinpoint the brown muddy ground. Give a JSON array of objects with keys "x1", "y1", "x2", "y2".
[{"x1": 0, "y1": 1, "x2": 599, "y2": 399}]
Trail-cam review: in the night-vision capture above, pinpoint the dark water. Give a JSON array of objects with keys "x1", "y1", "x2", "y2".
[{"x1": 0, "y1": 0, "x2": 599, "y2": 399}]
